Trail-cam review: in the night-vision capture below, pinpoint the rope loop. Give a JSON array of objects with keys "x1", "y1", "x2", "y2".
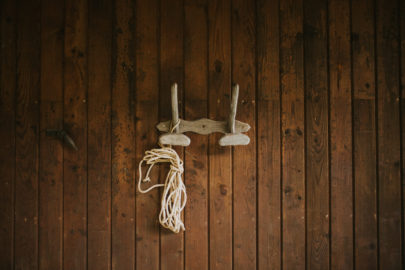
[
  {"x1": 137, "y1": 145, "x2": 186, "y2": 233},
  {"x1": 169, "y1": 119, "x2": 180, "y2": 133}
]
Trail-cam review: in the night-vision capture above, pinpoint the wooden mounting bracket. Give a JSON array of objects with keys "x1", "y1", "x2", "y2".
[{"x1": 156, "y1": 83, "x2": 250, "y2": 147}]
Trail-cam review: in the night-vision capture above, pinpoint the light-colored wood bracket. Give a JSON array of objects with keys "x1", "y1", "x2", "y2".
[
  {"x1": 219, "y1": 84, "x2": 250, "y2": 146},
  {"x1": 156, "y1": 119, "x2": 250, "y2": 135},
  {"x1": 158, "y1": 83, "x2": 191, "y2": 146},
  {"x1": 157, "y1": 83, "x2": 250, "y2": 147}
]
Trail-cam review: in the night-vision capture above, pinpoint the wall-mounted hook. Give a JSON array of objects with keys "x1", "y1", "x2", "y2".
[
  {"x1": 218, "y1": 84, "x2": 250, "y2": 146},
  {"x1": 158, "y1": 83, "x2": 191, "y2": 146},
  {"x1": 156, "y1": 82, "x2": 250, "y2": 147},
  {"x1": 46, "y1": 129, "x2": 78, "y2": 151}
]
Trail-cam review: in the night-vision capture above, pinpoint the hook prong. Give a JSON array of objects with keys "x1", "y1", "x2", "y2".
[
  {"x1": 229, "y1": 83, "x2": 239, "y2": 134},
  {"x1": 171, "y1": 83, "x2": 179, "y2": 133}
]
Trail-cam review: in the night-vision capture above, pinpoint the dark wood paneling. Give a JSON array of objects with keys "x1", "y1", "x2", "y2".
[
  {"x1": 39, "y1": 0, "x2": 64, "y2": 268},
  {"x1": 401, "y1": 0, "x2": 405, "y2": 267},
  {"x1": 111, "y1": 0, "x2": 136, "y2": 269},
  {"x1": 14, "y1": 0, "x2": 41, "y2": 268},
  {"x1": 329, "y1": 0, "x2": 354, "y2": 268},
  {"x1": 376, "y1": 0, "x2": 402, "y2": 268},
  {"x1": 304, "y1": 0, "x2": 329, "y2": 268},
  {"x1": 135, "y1": 0, "x2": 160, "y2": 268},
  {"x1": 257, "y1": 0, "x2": 281, "y2": 268},
  {"x1": 208, "y1": 0, "x2": 233, "y2": 269},
  {"x1": 159, "y1": 0, "x2": 184, "y2": 268},
  {"x1": 352, "y1": 0, "x2": 378, "y2": 268},
  {"x1": 232, "y1": 0, "x2": 257, "y2": 269},
  {"x1": 184, "y1": 0, "x2": 209, "y2": 269},
  {"x1": 280, "y1": 0, "x2": 306, "y2": 268},
  {"x1": 0, "y1": 0, "x2": 16, "y2": 268},
  {"x1": 0, "y1": 0, "x2": 403, "y2": 269},
  {"x1": 63, "y1": 0, "x2": 88, "y2": 269},
  {"x1": 87, "y1": 1, "x2": 113, "y2": 269}
]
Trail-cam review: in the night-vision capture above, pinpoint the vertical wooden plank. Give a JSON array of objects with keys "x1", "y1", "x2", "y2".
[
  {"x1": 208, "y1": 0, "x2": 232, "y2": 268},
  {"x1": 351, "y1": 0, "x2": 378, "y2": 268},
  {"x1": 328, "y1": 0, "x2": 353, "y2": 268},
  {"x1": 279, "y1": 0, "x2": 305, "y2": 268},
  {"x1": 39, "y1": 0, "x2": 64, "y2": 268},
  {"x1": 256, "y1": 0, "x2": 281, "y2": 268},
  {"x1": 303, "y1": 0, "x2": 329, "y2": 269},
  {"x1": 376, "y1": 0, "x2": 402, "y2": 268},
  {"x1": 232, "y1": 0, "x2": 256, "y2": 269},
  {"x1": 87, "y1": 0, "x2": 112, "y2": 269},
  {"x1": 111, "y1": 0, "x2": 136, "y2": 269},
  {"x1": 63, "y1": 0, "x2": 88, "y2": 269},
  {"x1": 0, "y1": 0, "x2": 16, "y2": 268},
  {"x1": 159, "y1": 0, "x2": 184, "y2": 268},
  {"x1": 14, "y1": 0, "x2": 41, "y2": 268},
  {"x1": 184, "y1": 0, "x2": 209, "y2": 269},
  {"x1": 401, "y1": 0, "x2": 405, "y2": 267},
  {"x1": 135, "y1": 0, "x2": 160, "y2": 268}
]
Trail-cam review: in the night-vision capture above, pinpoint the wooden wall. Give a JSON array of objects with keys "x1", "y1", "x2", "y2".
[{"x1": 0, "y1": 0, "x2": 404, "y2": 269}]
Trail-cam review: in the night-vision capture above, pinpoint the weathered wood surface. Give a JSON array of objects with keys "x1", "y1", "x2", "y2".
[
  {"x1": 14, "y1": 0, "x2": 41, "y2": 268},
  {"x1": 111, "y1": 0, "x2": 136, "y2": 269},
  {"x1": 39, "y1": 0, "x2": 64, "y2": 269},
  {"x1": 208, "y1": 0, "x2": 233, "y2": 268},
  {"x1": 87, "y1": 0, "x2": 112, "y2": 269},
  {"x1": 257, "y1": 0, "x2": 281, "y2": 268},
  {"x1": 0, "y1": 0, "x2": 16, "y2": 269},
  {"x1": 157, "y1": 118, "x2": 250, "y2": 135},
  {"x1": 184, "y1": 0, "x2": 209, "y2": 268},
  {"x1": 304, "y1": 0, "x2": 329, "y2": 268},
  {"x1": 376, "y1": 0, "x2": 402, "y2": 268},
  {"x1": 159, "y1": 133, "x2": 191, "y2": 146},
  {"x1": 63, "y1": 0, "x2": 88, "y2": 269},
  {"x1": 329, "y1": 0, "x2": 354, "y2": 268},
  {"x1": 0, "y1": 1, "x2": 403, "y2": 269},
  {"x1": 218, "y1": 133, "x2": 250, "y2": 146},
  {"x1": 135, "y1": 0, "x2": 160, "y2": 268},
  {"x1": 280, "y1": 0, "x2": 306, "y2": 268},
  {"x1": 228, "y1": 84, "x2": 239, "y2": 133},
  {"x1": 352, "y1": 0, "x2": 378, "y2": 268},
  {"x1": 232, "y1": 0, "x2": 257, "y2": 268},
  {"x1": 171, "y1": 83, "x2": 180, "y2": 133},
  {"x1": 159, "y1": 0, "x2": 184, "y2": 268}
]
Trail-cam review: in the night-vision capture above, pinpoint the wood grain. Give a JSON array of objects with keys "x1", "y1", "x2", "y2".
[
  {"x1": 159, "y1": 133, "x2": 191, "y2": 147},
  {"x1": 376, "y1": 0, "x2": 402, "y2": 268},
  {"x1": 39, "y1": 0, "x2": 64, "y2": 268},
  {"x1": 159, "y1": 0, "x2": 185, "y2": 268},
  {"x1": 352, "y1": 0, "x2": 378, "y2": 268},
  {"x1": 208, "y1": 0, "x2": 233, "y2": 268},
  {"x1": 184, "y1": 0, "x2": 209, "y2": 268},
  {"x1": 280, "y1": 0, "x2": 306, "y2": 268},
  {"x1": 1, "y1": 1, "x2": 404, "y2": 268},
  {"x1": 63, "y1": 0, "x2": 88, "y2": 269},
  {"x1": 329, "y1": 0, "x2": 353, "y2": 268},
  {"x1": 257, "y1": 0, "x2": 281, "y2": 268},
  {"x1": 157, "y1": 119, "x2": 250, "y2": 135},
  {"x1": 111, "y1": 0, "x2": 136, "y2": 269},
  {"x1": 87, "y1": 0, "x2": 112, "y2": 269},
  {"x1": 232, "y1": 0, "x2": 257, "y2": 268},
  {"x1": 14, "y1": 0, "x2": 41, "y2": 268},
  {"x1": 135, "y1": 0, "x2": 160, "y2": 268},
  {"x1": 303, "y1": 0, "x2": 329, "y2": 268},
  {"x1": 0, "y1": 0, "x2": 16, "y2": 268},
  {"x1": 401, "y1": 0, "x2": 405, "y2": 266}
]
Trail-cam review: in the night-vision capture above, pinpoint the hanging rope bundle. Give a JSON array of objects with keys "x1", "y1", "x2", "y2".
[{"x1": 137, "y1": 144, "x2": 187, "y2": 233}]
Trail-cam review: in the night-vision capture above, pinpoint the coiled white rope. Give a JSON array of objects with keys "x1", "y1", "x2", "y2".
[{"x1": 137, "y1": 144, "x2": 186, "y2": 233}]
